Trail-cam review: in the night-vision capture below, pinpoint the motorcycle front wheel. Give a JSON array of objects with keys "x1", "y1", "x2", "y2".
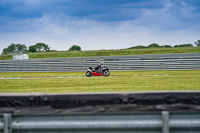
[
  {"x1": 86, "y1": 71, "x2": 93, "y2": 77},
  {"x1": 102, "y1": 70, "x2": 110, "y2": 77}
]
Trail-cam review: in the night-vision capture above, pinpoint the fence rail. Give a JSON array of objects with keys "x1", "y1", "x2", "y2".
[
  {"x1": 0, "y1": 53, "x2": 200, "y2": 72},
  {"x1": 1, "y1": 111, "x2": 200, "y2": 133}
]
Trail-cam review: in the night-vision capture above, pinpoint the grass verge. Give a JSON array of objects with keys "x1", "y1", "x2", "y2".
[{"x1": 0, "y1": 70, "x2": 199, "y2": 93}]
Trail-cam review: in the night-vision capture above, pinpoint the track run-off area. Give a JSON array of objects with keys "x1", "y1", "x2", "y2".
[{"x1": 0, "y1": 70, "x2": 199, "y2": 93}]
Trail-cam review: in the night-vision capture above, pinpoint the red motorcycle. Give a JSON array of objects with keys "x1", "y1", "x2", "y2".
[{"x1": 85, "y1": 65, "x2": 110, "y2": 77}]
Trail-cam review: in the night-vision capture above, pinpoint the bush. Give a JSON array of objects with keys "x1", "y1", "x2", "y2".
[
  {"x1": 161, "y1": 45, "x2": 172, "y2": 48},
  {"x1": 128, "y1": 45, "x2": 147, "y2": 49},
  {"x1": 68, "y1": 45, "x2": 81, "y2": 51},
  {"x1": 148, "y1": 43, "x2": 160, "y2": 48},
  {"x1": 174, "y1": 44, "x2": 193, "y2": 47}
]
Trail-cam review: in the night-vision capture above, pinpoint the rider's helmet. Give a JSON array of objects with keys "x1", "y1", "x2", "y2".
[{"x1": 100, "y1": 61, "x2": 104, "y2": 65}]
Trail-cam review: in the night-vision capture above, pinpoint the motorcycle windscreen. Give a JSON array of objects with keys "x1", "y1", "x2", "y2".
[{"x1": 93, "y1": 72, "x2": 103, "y2": 76}]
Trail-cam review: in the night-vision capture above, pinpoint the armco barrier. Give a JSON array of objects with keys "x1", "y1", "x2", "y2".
[
  {"x1": 0, "y1": 53, "x2": 200, "y2": 72},
  {"x1": 1, "y1": 111, "x2": 200, "y2": 133},
  {"x1": 0, "y1": 92, "x2": 200, "y2": 133}
]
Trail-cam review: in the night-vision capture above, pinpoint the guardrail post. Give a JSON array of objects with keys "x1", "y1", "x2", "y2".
[
  {"x1": 3, "y1": 114, "x2": 12, "y2": 133},
  {"x1": 162, "y1": 111, "x2": 169, "y2": 133}
]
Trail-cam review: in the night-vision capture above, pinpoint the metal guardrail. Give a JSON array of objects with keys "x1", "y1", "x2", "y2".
[
  {"x1": 0, "y1": 53, "x2": 200, "y2": 72},
  {"x1": 1, "y1": 111, "x2": 200, "y2": 133}
]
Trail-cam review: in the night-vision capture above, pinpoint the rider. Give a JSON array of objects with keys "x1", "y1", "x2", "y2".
[{"x1": 94, "y1": 61, "x2": 104, "y2": 73}]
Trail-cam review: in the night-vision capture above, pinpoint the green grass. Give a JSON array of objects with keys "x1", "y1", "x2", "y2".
[
  {"x1": 1, "y1": 47, "x2": 200, "y2": 60},
  {"x1": 0, "y1": 72, "x2": 83, "y2": 77},
  {"x1": 0, "y1": 70, "x2": 199, "y2": 93}
]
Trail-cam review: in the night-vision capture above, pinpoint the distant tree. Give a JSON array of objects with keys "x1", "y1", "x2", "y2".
[
  {"x1": 7, "y1": 43, "x2": 17, "y2": 53},
  {"x1": 16, "y1": 44, "x2": 27, "y2": 51},
  {"x1": 35, "y1": 43, "x2": 50, "y2": 52},
  {"x1": 195, "y1": 40, "x2": 200, "y2": 47},
  {"x1": 29, "y1": 45, "x2": 37, "y2": 52},
  {"x1": 148, "y1": 43, "x2": 160, "y2": 48},
  {"x1": 68, "y1": 45, "x2": 81, "y2": 51},
  {"x1": 2, "y1": 43, "x2": 27, "y2": 54},
  {"x1": 28, "y1": 43, "x2": 50, "y2": 52},
  {"x1": 161, "y1": 45, "x2": 172, "y2": 48},
  {"x1": 2, "y1": 48, "x2": 8, "y2": 54},
  {"x1": 174, "y1": 44, "x2": 193, "y2": 47}
]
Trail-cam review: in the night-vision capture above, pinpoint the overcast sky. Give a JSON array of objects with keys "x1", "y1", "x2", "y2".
[{"x1": 0, "y1": 0, "x2": 200, "y2": 52}]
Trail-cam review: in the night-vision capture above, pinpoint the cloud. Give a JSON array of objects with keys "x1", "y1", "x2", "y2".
[
  {"x1": 1, "y1": 0, "x2": 199, "y2": 33},
  {"x1": 1, "y1": 12, "x2": 199, "y2": 51},
  {"x1": 132, "y1": 0, "x2": 200, "y2": 31},
  {"x1": 0, "y1": 0, "x2": 200, "y2": 53},
  {"x1": 0, "y1": 0, "x2": 164, "y2": 21}
]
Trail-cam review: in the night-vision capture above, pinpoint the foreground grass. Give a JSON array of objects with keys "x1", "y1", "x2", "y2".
[
  {"x1": 1, "y1": 47, "x2": 200, "y2": 60},
  {"x1": 0, "y1": 70, "x2": 199, "y2": 93}
]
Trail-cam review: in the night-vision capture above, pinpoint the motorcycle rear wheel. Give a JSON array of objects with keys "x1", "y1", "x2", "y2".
[{"x1": 86, "y1": 71, "x2": 93, "y2": 77}]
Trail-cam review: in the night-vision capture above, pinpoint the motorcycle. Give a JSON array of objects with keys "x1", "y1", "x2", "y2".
[{"x1": 85, "y1": 65, "x2": 110, "y2": 77}]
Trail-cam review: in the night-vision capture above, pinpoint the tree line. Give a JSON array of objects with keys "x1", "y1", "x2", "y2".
[
  {"x1": 2, "y1": 43, "x2": 50, "y2": 54},
  {"x1": 2, "y1": 43, "x2": 81, "y2": 55},
  {"x1": 128, "y1": 40, "x2": 200, "y2": 49},
  {"x1": 2, "y1": 40, "x2": 200, "y2": 55}
]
